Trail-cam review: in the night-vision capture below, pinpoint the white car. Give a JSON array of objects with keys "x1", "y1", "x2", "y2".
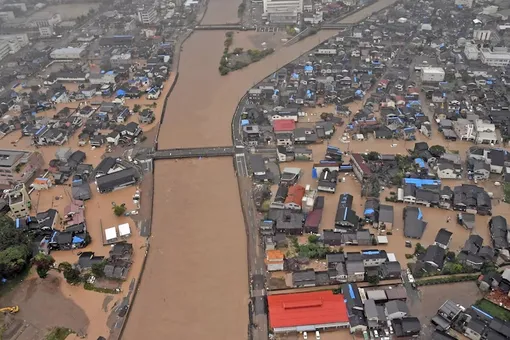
[
  {"x1": 315, "y1": 331, "x2": 321, "y2": 339},
  {"x1": 303, "y1": 331, "x2": 308, "y2": 339},
  {"x1": 374, "y1": 330, "x2": 379, "y2": 338}
]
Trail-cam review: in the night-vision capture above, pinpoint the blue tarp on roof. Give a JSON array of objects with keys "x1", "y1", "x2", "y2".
[
  {"x1": 364, "y1": 208, "x2": 374, "y2": 215},
  {"x1": 15, "y1": 219, "x2": 20, "y2": 229},
  {"x1": 304, "y1": 65, "x2": 313, "y2": 72},
  {"x1": 414, "y1": 158, "x2": 426, "y2": 168},
  {"x1": 418, "y1": 208, "x2": 423, "y2": 220},
  {"x1": 116, "y1": 89, "x2": 126, "y2": 96},
  {"x1": 72, "y1": 236, "x2": 84, "y2": 244},
  {"x1": 404, "y1": 178, "x2": 441, "y2": 187},
  {"x1": 241, "y1": 119, "x2": 249, "y2": 126}
]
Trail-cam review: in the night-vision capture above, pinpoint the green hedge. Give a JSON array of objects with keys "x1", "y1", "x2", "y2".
[
  {"x1": 415, "y1": 274, "x2": 479, "y2": 286},
  {"x1": 84, "y1": 282, "x2": 119, "y2": 294}
]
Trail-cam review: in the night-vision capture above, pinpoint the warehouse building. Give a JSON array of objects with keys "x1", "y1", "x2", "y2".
[
  {"x1": 50, "y1": 47, "x2": 85, "y2": 60},
  {"x1": 421, "y1": 67, "x2": 445, "y2": 82},
  {"x1": 268, "y1": 291, "x2": 350, "y2": 333}
]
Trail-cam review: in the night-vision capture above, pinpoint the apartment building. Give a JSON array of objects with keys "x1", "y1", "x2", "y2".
[
  {"x1": 137, "y1": 6, "x2": 157, "y2": 24},
  {"x1": 31, "y1": 13, "x2": 61, "y2": 28},
  {"x1": 480, "y1": 47, "x2": 510, "y2": 67},
  {"x1": 263, "y1": 0, "x2": 303, "y2": 23},
  {"x1": 0, "y1": 11, "x2": 15, "y2": 21},
  {"x1": 7, "y1": 183, "x2": 31, "y2": 218},
  {"x1": 0, "y1": 149, "x2": 44, "y2": 186},
  {"x1": 0, "y1": 41, "x2": 11, "y2": 62},
  {"x1": 0, "y1": 33, "x2": 29, "y2": 47}
]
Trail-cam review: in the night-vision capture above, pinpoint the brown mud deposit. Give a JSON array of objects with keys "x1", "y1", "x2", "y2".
[{"x1": 1, "y1": 273, "x2": 90, "y2": 337}]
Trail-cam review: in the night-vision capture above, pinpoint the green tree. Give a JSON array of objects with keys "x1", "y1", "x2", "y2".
[
  {"x1": 414, "y1": 243, "x2": 426, "y2": 255},
  {"x1": 0, "y1": 215, "x2": 29, "y2": 250},
  {"x1": 34, "y1": 253, "x2": 55, "y2": 278},
  {"x1": 91, "y1": 261, "x2": 106, "y2": 278},
  {"x1": 63, "y1": 266, "x2": 81, "y2": 284},
  {"x1": 367, "y1": 275, "x2": 380, "y2": 285},
  {"x1": 308, "y1": 234, "x2": 319, "y2": 244},
  {"x1": 365, "y1": 151, "x2": 380, "y2": 161},
  {"x1": 0, "y1": 245, "x2": 30, "y2": 278},
  {"x1": 481, "y1": 262, "x2": 498, "y2": 275},
  {"x1": 113, "y1": 204, "x2": 126, "y2": 217},
  {"x1": 429, "y1": 145, "x2": 446, "y2": 157},
  {"x1": 58, "y1": 262, "x2": 72, "y2": 272},
  {"x1": 446, "y1": 251, "x2": 456, "y2": 262},
  {"x1": 133, "y1": 104, "x2": 141, "y2": 112},
  {"x1": 233, "y1": 47, "x2": 244, "y2": 54}
]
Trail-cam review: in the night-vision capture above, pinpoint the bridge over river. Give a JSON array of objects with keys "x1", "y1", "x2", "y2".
[{"x1": 152, "y1": 146, "x2": 236, "y2": 159}]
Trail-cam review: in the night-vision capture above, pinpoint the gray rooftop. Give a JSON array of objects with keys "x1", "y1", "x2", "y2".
[{"x1": 0, "y1": 149, "x2": 26, "y2": 168}]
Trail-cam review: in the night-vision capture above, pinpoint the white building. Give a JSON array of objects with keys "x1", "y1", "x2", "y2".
[
  {"x1": 464, "y1": 44, "x2": 479, "y2": 60},
  {"x1": 480, "y1": 47, "x2": 510, "y2": 67},
  {"x1": 473, "y1": 29, "x2": 491, "y2": 41},
  {"x1": 137, "y1": 6, "x2": 157, "y2": 24},
  {"x1": 455, "y1": 0, "x2": 473, "y2": 8},
  {"x1": 0, "y1": 11, "x2": 15, "y2": 21},
  {"x1": 31, "y1": 13, "x2": 61, "y2": 27},
  {"x1": 420, "y1": 67, "x2": 445, "y2": 82},
  {"x1": 50, "y1": 47, "x2": 85, "y2": 59},
  {"x1": 39, "y1": 25, "x2": 53, "y2": 38},
  {"x1": 0, "y1": 33, "x2": 28, "y2": 47},
  {"x1": 3, "y1": 3, "x2": 28, "y2": 12},
  {"x1": 0, "y1": 41, "x2": 11, "y2": 61},
  {"x1": 263, "y1": 0, "x2": 303, "y2": 15}
]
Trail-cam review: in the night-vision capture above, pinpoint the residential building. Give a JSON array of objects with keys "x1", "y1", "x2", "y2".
[
  {"x1": 0, "y1": 149, "x2": 44, "y2": 186},
  {"x1": 489, "y1": 216, "x2": 508, "y2": 250},
  {"x1": 0, "y1": 11, "x2": 15, "y2": 21},
  {"x1": 31, "y1": 13, "x2": 61, "y2": 27},
  {"x1": 480, "y1": 47, "x2": 510, "y2": 67},
  {"x1": 403, "y1": 206, "x2": 427, "y2": 239},
  {"x1": 137, "y1": 6, "x2": 158, "y2": 24},
  {"x1": 434, "y1": 228, "x2": 453, "y2": 249},
  {"x1": 0, "y1": 33, "x2": 29, "y2": 47},
  {"x1": 39, "y1": 25, "x2": 53, "y2": 37},
  {"x1": 421, "y1": 67, "x2": 445, "y2": 82},
  {"x1": 422, "y1": 245, "x2": 446, "y2": 270},
  {"x1": 455, "y1": 0, "x2": 473, "y2": 8},
  {"x1": 385, "y1": 300, "x2": 410, "y2": 320},
  {"x1": 292, "y1": 269, "x2": 316, "y2": 287},
  {"x1": 7, "y1": 183, "x2": 31, "y2": 218},
  {"x1": 0, "y1": 41, "x2": 11, "y2": 61},
  {"x1": 392, "y1": 317, "x2": 421, "y2": 337},
  {"x1": 265, "y1": 250, "x2": 285, "y2": 271},
  {"x1": 95, "y1": 167, "x2": 138, "y2": 193},
  {"x1": 361, "y1": 250, "x2": 387, "y2": 267}
]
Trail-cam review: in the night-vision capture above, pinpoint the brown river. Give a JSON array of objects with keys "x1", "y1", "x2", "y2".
[{"x1": 123, "y1": 0, "x2": 398, "y2": 339}]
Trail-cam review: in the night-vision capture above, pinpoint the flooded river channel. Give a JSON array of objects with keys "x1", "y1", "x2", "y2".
[{"x1": 124, "y1": 0, "x2": 399, "y2": 338}]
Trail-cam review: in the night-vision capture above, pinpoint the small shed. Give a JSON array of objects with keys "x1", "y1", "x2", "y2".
[
  {"x1": 105, "y1": 227, "x2": 117, "y2": 243},
  {"x1": 55, "y1": 147, "x2": 73, "y2": 162},
  {"x1": 118, "y1": 223, "x2": 131, "y2": 237}
]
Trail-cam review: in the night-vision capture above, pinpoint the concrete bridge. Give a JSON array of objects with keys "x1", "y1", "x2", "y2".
[
  {"x1": 194, "y1": 24, "x2": 253, "y2": 31},
  {"x1": 152, "y1": 146, "x2": 235, "y2": 159},
  {"x1": 320, "y1": 23, "x2": 353, "y2": 30}
]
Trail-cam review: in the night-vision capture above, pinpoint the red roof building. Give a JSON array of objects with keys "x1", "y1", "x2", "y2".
[
  {"x1": 273, "y1": 119, "x2": 296, "y2": 132},
  {"x1": 268, "y1": 291, "x2": 350, "y2": 333}
]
